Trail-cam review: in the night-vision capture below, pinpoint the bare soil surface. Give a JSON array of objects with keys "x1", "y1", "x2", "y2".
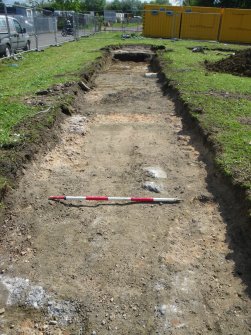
[
  {"x1": 205, "y1": 48, "x2": 251, "y2": 77},
  {"x1": 0, "y1": 47, "x2": 251, "y2": 334}
]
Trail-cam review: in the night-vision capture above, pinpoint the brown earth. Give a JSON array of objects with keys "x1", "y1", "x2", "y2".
[
  {"x1": 205, "y1": 48, "x2": 251, "y2": 77},
  {"x1": 0, "y1": 46, "x2": 251, "y2": 334}
]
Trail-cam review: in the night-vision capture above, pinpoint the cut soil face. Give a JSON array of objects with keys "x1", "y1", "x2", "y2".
[
  {"x1": 0, "y1": 46, "x2": 251, "y2": 334},
  {"x1": 205, "y1": 48, "x2": 251, "y2": 77}
]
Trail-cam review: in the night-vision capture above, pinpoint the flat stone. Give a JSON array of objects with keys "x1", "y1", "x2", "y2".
[
  {"x1": 145, "y1": 73, "x2": 158, "y2": 78},
  {"x1": 144, "y1": 167, "x2": 167, "y2": 179},
  {"x1": 0, "y1": 308, "x2": 5, "y2": 314},
  {"x1": 143, "y1": 181, "x2": 162, "y2": 193}
]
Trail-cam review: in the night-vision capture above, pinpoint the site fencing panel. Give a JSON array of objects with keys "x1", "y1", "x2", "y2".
[
  {"x1": 143, "y1": 4, "x2": 251, "y2": 44},
  {"x1": 219, "y1": 8, "x2": 251, "y2": 44},
  {"x1": 143, "y1": 5, "x2": 182, "y2": 38},
  {"x1": 180, "y1": 12, "x2": 221, "y2": 41}
]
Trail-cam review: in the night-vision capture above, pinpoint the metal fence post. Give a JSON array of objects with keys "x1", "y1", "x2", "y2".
[
  {"x1": 76, "y1": 12, "x2": 80, "y2": 39},
  {"x1": 53, "y1": 14, "x2": 58, "y2": 45},
  {"x1": 4, "y1": 3, "x2": 13, "y2": 56},
  {"x1": 72, "y1": 11, "x2": 77, "y2": 40},
  {"x1": 32, "y1": 6, "x2": 39, "y2": 50}
]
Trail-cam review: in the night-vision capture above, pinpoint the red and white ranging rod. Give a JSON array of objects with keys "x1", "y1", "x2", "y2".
[{"x1": 48, "y1": 195, "x2": 181, "y2": 203}]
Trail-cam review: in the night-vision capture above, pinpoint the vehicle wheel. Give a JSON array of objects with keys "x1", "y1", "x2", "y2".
[
  {"x1": 23, "y1": 41, "x2": 30, "y2": 51},
  {"x1": 4, "y1": 45, "x2": 11, "y2": 57},
  {"x1": 61, "y1": 30, "x2": 67, "y2": 37}
]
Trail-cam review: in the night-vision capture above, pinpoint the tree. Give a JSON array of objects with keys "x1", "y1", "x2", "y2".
[
  {"x1": 182, "y1": 0, "x2": 251, "y2": 8},
  {"x1": 216, "y1": 0, "x2": 251, "y2": 8},
  {"x1": 105, "y1": 0, "x2": 144, "y2": 12},
  {"x1": 183, "y1": 0, "x2": 214, "y2": 6},
  {"x1": 149, "y1": 0, "x2": 171, "y2": 4},
  {"x1": 84, "y1": 0, "x2": 106, "y2": 12},
  {"x1": 105, "y1": 0, "x2": 121, "y2": 10}
]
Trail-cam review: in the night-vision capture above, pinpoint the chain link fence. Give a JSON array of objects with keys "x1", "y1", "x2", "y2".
[
  {"x1": 0, "y1": 4, "x2": 145, "y2": 59},
  {"x1": 0, "y1": 4, "x2": 99, "y2": 57},
  {"x1": 102, "y1": 11, "x2": 143, "y2": 34}
]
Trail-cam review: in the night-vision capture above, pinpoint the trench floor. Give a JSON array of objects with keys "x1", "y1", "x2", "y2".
[{"x1": 0, "y1": 56, "x2": 250, "y2": 334}]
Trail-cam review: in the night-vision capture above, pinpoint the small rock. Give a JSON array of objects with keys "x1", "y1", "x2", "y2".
[
  {"x1": 101, "y1": 320, "x2": 106, "y2": 325},
  {"x1": 49, "y1": 320, "x2": 57, "y2": 325},
  {"x1": 0, "y1": 308, "x2": 5, "y2": 315},
  {"x1": 143, "y1": 181, "x2": 162, "y2": 193},
  {"x1": 60, "y1": 104, "x2": 73, "y2": 116},
  {"x1": 158, "y1": 305, "x2": 167, "y2": 316},
  {"x1": 192, "y1": 46, "x2": 204, "y2": 53},
  {"x1": 10, "y1": 325, "x2": 14, "y2": 329},
  {"x1": 110, "y1": 297, "x2": 114, "y2": 302},
  {"x1": 144, "y1": 167, "x2": 167, "y2": 179},
  {"x1": 91, "y1": 331, "x2": 97, "y2": 335},
  {"x1": 145, "y1": 73, "x2": 158, "y2": 78},
  {"x1": 78, "y1": 81, "x2": 90, "y2": 92},
  {"x1": 109, "y1": 313, "x2": 115, "y2": 321},
  {"x1": 197, "y1": 194, "x2": 214, "y2": 203},
  {"x1": 36, "y1": 89, "x2": 51, "y2": 96}
]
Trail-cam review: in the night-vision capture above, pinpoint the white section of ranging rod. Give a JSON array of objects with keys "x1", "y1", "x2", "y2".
[{"x1": 48, "y1": 195, "x2": 181, "y2": 203}]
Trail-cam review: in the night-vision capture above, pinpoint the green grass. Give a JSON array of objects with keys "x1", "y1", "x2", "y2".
[
  {"x1": 159, "y1": 41, "x2": 251, "y2": 191},
  {"x1": 0, "y1": 33, "x2": 250, "y2": 204},
  {"x1": 0, "y1": 39, "x2": 101, "y2": 145}
]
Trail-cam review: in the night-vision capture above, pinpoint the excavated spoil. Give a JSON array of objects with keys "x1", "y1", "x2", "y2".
[{"x1": 205, "y1": 48, "x2": 251, "y2": 77}]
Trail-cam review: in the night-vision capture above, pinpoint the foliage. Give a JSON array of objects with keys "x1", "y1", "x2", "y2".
[
  {"x1": 43, "y1": 0, "x2": 106, "y2": 12},
  {"x1": 105, "y1": 0, "x2": 145, "y2": 12},
  {"x1": 182, "y1": 0, "x2": 251, "y2": 8},
  {"x1": 84, "y1": 0, "x2": 106, "y2": 12},
  {"x1": 149, "y1": 0, "x2": 171, "y2": 4},
  {"x1": 217, "y1": 0, "x2": 251, "y2": 8}
]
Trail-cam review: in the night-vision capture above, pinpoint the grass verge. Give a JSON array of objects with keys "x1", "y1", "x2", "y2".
[
  {"x1": 158, "y1": 42, "x2": 251, "y2": 212},
  {"x1": 0, "y1": 33, "x2": 250, "y2": 215}
]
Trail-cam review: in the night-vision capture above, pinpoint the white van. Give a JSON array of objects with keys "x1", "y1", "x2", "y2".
[{"x1": 0, "y1": 15, "x2": 30, "y2": 57}]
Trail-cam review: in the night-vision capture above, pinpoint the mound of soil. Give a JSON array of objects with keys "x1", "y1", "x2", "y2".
[{"x1": 205, "y1": 48, "x2": 251, "y2": 77}]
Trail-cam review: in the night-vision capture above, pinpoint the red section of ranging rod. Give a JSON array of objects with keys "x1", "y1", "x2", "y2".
[{"x1": 131, "y1": 197, "x2": 154, "y2": 202}]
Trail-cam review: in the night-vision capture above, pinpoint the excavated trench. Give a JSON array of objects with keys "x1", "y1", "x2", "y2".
[{"x1": 0, "y1": 46, "x2": 250, "y2": 334}]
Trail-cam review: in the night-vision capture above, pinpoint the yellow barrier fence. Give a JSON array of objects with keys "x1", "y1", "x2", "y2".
[
  {"x1": 143, "y1": 5, "x2": 182, "y2": 38},
  {"x1": 219, "y1": 8, "x2": 251, "y2": 44},
  {"x1": 143, "y1": 4, "x2": 251, "y2": 44},
  {"x1": 180, "y1": 6, "x2": 222, "y2": 41}
]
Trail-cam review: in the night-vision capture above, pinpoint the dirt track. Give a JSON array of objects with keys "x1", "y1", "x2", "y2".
[{"x1": 0, "y1": 47, "x2": 250, "y2": 334}]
